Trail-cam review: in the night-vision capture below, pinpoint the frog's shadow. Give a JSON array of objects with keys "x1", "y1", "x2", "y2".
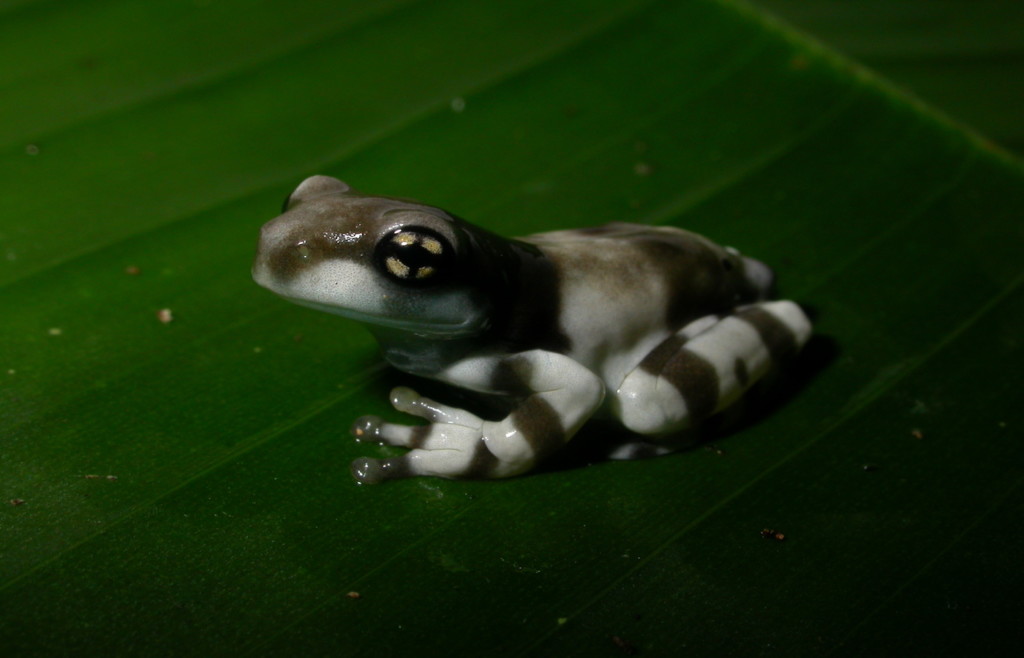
[{"x1": 380, "y1": 332, "x2": 839, "y2": 477}]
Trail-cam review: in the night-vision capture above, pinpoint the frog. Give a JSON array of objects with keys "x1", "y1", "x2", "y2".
[{"x1": 252, "y1": 176, "x2": 812, "y2": 484}]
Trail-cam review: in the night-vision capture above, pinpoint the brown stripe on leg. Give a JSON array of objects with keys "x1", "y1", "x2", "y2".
[
  {"x1": 462, "y1": 440, "x2": 501, "y2": 479},
  {"x1": 407, "y1": 425, "x2": 431, "y2": 449},
  {"x1": 736, "y1": 306, "x2": 799, "y2": 361},
  {"x1": 510, "y1": 395, "x2": 566, "y2": 462},
  {"x1": 489, "y1": 354, "x2": 537, "y2": 395},
  {"x1": 638, "y1": 335, "x2": 687, "y2": 375},
  {"x1": 660, "y1": 349, "x2": 721, "y2": 422}
]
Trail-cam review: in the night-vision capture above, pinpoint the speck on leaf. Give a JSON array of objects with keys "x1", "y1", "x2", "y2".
[{"x1": 611, "y1": 635, "x2": 638, "y2": 655}]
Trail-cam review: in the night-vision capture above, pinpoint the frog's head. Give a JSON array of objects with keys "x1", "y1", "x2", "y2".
[{"x1": 253, "y1": 176, "x2": 492, "y2": 337}]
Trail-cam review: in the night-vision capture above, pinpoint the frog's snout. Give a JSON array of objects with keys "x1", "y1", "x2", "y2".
[
  {"x1": 252, "y1": 217, "x2": 293, "y2": 289},
  {"x1": 253, "y1": 212, "x2": 364, "y2": 293}
]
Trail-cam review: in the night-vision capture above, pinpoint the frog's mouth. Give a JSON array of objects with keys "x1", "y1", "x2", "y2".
[
  {"x1": 287, "y1": 298, "x2": 487, "y2": 338},
  {"x1": 254, "y1": 257, "x2": 489, "y2": 338}
]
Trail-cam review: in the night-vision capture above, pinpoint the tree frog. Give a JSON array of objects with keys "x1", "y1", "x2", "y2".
[{"x1": 252, "y1": 176, "x2": 811, "y2": 483}]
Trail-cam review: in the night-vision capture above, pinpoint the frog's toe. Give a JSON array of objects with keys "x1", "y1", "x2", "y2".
[
  {"x1": 350, "y1": 456, "x2": 414, "y2": 484},
  {"x1": 350, "y1": 446, "x2": 500, "y2": 482},
  {"x1": 350, "y1": 415, "x2": 420, "y2": 447},
  {"x1": 389, "y1": 386, "x2": 421, "y2": 412},
  {"x1": 389, "y1": 386, "x2": 447, "y2": 420},
  {"x1": 351, "y1": 415, "x2": 384, "y2": 442},
  {"x1": 389, "y1": 386, "x2": 484, "y2": 427},
  {"x1": 350, "y1": 457, "x2": 384, "y2": 484}
]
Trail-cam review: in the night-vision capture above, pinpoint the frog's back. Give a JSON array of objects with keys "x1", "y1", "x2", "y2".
[
  {"x1": 521, "y1": 222, "x2": 774, "y2": 320},
  {"x1": 518, "y1": 222, "x2": 775, "y2": 386}
]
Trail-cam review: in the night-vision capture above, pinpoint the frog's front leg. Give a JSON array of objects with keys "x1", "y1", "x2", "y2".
[{"x1": 349, "y1": 351, "x2": 605, "y2": 483}]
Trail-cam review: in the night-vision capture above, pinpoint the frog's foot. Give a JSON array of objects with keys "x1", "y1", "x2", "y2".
[
  {"x1": 348, "y1": 387, "x2": 530, "y2": 484},
  {"x1": 348, "y1": 350, "x2": 605, "y2": 483},
  {"x1": 351, "y1": 386, "x2": 485, "y2": 447}
]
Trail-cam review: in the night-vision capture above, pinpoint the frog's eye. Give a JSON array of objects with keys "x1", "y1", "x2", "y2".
[{"x1": 375, "y1": 227, "x2": 454, "y2": 285}]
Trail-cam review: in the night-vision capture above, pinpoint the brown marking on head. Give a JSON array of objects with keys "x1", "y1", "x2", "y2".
[{"x1": 255, "y1": 178, "x2": 464, "y2": 290}]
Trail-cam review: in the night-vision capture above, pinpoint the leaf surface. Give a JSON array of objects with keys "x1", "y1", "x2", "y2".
[{"x1": 1, "y1": 0, "x2": 1022, "y2": 654}]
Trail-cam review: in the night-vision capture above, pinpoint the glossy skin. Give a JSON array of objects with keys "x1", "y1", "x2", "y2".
[{"x1": 253, "y1": 176, "x2": 812, "y2": 483}]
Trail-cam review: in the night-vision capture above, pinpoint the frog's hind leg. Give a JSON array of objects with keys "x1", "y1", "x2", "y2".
[{"x1": 611, "y1": 300, "x2": 811, "y2": 436}]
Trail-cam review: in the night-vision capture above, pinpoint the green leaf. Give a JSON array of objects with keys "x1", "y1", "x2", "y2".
[
  {"x1": 2, "y1": 0, "x2": 1022, "y2": 654},
  {"x1": 753, "y1": 0, "x2": 1024, "y2": 155}
]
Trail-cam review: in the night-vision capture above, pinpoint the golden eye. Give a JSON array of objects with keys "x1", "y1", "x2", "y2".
[
  {"x1": 421, "y1": 237, "x2": 443, "y2": 255},
  {"x1": 385, "y1": 257, "x2": 410, "y2": 279},
  {"x1": 375, "y1": 227, "x2": 453, "y2": 285}
]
